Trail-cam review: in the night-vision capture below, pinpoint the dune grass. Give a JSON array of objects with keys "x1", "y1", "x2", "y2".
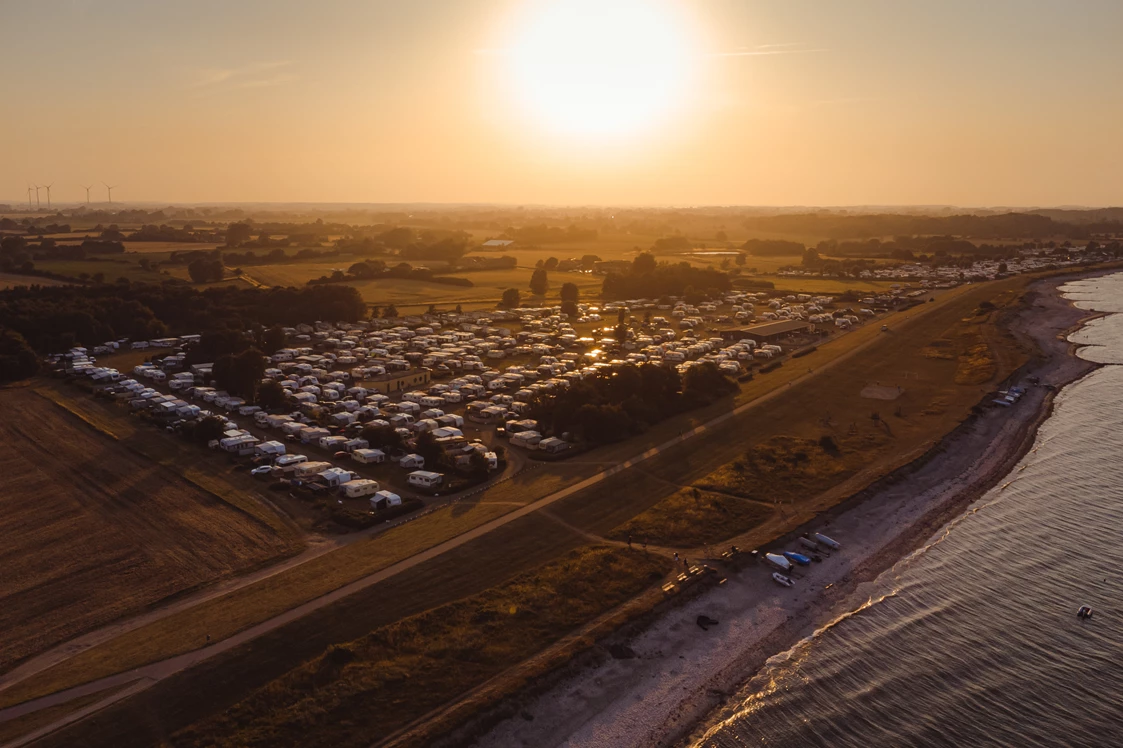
[{"x1": 171, "y1": 546, "x2": 669, "y2": 748}]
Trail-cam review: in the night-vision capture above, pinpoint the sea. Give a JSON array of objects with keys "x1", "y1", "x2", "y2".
[{"x1": 693, "y1": 273, "x2": 1123, "y2": 748}]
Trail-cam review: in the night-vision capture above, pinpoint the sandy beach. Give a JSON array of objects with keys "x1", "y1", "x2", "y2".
[{"x1": 471, "y1": 273, "x2": 1104, "y2": 748}]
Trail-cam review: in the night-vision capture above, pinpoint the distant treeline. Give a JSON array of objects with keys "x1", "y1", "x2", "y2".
[
  {"x1": 601, "y1": 252, "x2": 731, "y2": 300},
  {"x1": 499, "y1": 224, "x2": 598, "y2": 245},
  {"x1": 742, "y1": 212, "x2": 1119, "y2": 241},
  {"x1": 0, "y1": 283, "x2": 365, "y2": 355},
  {"x1": 309, "y1": 260, "x2": 473, "y2": 288}
]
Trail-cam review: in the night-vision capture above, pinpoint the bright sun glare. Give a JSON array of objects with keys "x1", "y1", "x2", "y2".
[{"x1": 506, "y1": 0, "x2": 695, "y2": 140}]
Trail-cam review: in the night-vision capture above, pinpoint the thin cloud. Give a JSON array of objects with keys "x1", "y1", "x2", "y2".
[{"x1": 189, "y1": 61, "x2": 295, "y2": 91}]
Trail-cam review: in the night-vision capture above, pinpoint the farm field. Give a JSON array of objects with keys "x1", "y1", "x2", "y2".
[
  {"x1": 32, "y1": 259, "x2": 169, "y2": 284},
  {"x1": 0, "y1": 273, "x2": 71, "y2": 289},
  {"x1": 121, "y1": 241, "x2": 220, "y2": 254},
  {"x1": 0, "y1": 497, "x2": 519, "y2": 708},
  {"x1": 0, "y1": 388, "x2": 296, "y2": 674}
]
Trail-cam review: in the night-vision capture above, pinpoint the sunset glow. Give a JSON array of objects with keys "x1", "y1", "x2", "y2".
[{"x1": 504, "y1": 0, "x2": 696, "y2": 140}]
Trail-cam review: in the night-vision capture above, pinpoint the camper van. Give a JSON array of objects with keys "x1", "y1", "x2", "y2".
[
  {"x1": 407, "y1": 470, "x2": 443, "y2": 489},
  {"x1": 370, "y1": 490, "x2": 402, "y2": 510},
  {"x1": 352, "y1": 448, "x2": 386, "y2": 465},
  {"x1": 341, "y1": 478, "x2": 380, "y2": 498}
]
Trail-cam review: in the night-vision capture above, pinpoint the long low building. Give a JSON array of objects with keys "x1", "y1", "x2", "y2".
[{"x1": 719, "y1": 320, "x2": 812, "y2": 343}]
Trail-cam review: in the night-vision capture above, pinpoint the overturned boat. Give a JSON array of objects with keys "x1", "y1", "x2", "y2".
[
  {"x1": 783, "y1": 551, "x2": 812, "y2": 566},
  {"x1": 814, "y1": 532, "x2": 841, "y2": 550},
  {"x1": 763, "y1": 552, "x2": 792, "y2": 572}
]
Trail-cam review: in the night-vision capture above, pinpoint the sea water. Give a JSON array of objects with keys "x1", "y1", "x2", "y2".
[{"x1": 693, "y1": 273, "x2": 1123, "y2": 748}]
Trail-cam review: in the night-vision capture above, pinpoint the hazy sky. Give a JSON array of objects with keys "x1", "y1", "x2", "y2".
[{"x1": 2, "y1": 0, "x2": 1120, "y2": 207}]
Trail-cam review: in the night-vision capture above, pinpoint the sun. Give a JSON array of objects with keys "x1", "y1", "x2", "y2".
[{"x1": 504, "y1": 0, "x2": 696, "y2": 140}]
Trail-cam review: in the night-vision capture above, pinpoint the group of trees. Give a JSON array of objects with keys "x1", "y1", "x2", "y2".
[
  {"x1": 0, "y1": 283, "x2": 365, "y2": 356},
  {"x1": 601, "y1": 252, "x2": 731, "y2": 300},
  {"x1": 528, "y1": 361, "x2": 736, "y2": 445},
  {"x1": 187, "y1": 257, "x2": 225, "y2": 283},
  {"x1": 0, "y1": 327, "x2": 39, "y2": 382}
]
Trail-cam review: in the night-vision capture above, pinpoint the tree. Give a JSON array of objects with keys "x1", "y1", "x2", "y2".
[
  {"x1": 500, "y1": 288, "x2": 521, "y2": 308},
  {"x1": 257, "y1": 379, "x2": 287, "y2": 410},
  {"x1": 580, "y1": 254, "x2": 601, "y2": 270},
  {"x1": 467, "y1": 450, "x2": 490, "y2": 479},
  {"x1": 683, "y1": 362, "x2": 737, "y2": 404},
  {"x1": 544, "y1": 256, "x2": 559, "y2": 270},
  {"x1": 617, "y1": 308, "x2": 626, "y2": 324},
  {"x1": 529, "y1": 267, "x2": 548, "y2": 295},
  {"x1": 361, "y1": 424, "x2": 404, "y2": 451},
  {"x1": 455, "y1": 303, "x2": 463, "y2": 314},
  {"x1": 225, "y1": 222, "x2": 253, "y2": 248},
  {"x1": 735, "y1": 253, "x2": 746, "y2": 266},
  {"x1": 187, "y1": 258, "x2": 223, "y2": 283},
  {"x1": 560, "y1": 282, "x2": 579, "y2": 303},
  {"x1": 561, "y1": 300, "x2": 579, "y2": 317},
  {"x1": 258, "y1": 325, "x2": 286, "y2": 353},
  {"x1": 614, "y1": 322, "x2": 629, "y2": 344},
  {"x1": 0, "y1": 327, "x2": 39, "y2": 382},
  {"x1": 383, "y1": 304, "x2": 399, "y2": 319},
  {"x1": 715, "y1": 230, "x2": 728, "y2": 242},
  {"x1": 348, "y1": 261, "x2": 379, "y2": 279},
  {"x1": 632, "y1": 252, "x2": 657, "y2": 274},
  {"x1": 193, "y1": 415, "x2": 226, "y2": 444},
  {"x1": 213, "y1": 347, "x2": 266, "y2": 400},
  {"x1": 414, "y1": 431, "x2": 444, "y2": 469}
]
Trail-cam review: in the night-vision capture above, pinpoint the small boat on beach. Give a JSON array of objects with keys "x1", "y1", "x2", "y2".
[
  {"x1": 772, "y1": 572, "x2": 793, "y2": 588},
  {"x1": 799, "y1": 537, "x2": 820, "y2": 551},
  {"x1": 814, "y1": 533, "x2": 841, "y2": 550},
  {"x1": 783, "y1": 551, "x2": 812, "y2": 566},
  {"x1": 763, "y1": 552, "x2": 792, "y2": 572}
]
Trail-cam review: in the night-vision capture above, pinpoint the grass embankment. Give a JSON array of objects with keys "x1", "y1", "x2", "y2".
[
  {"x1": 0, "y1": 500, "x2": 515, "y2": 709},
  {"x1": 172, "y1": 547, "x2": 668, "y2": 748},
  {"x1": 0, "y1": 686, "x2": 128, "y2": 745},
  {"x1": 610, "y1": 488, "x2": 773, "y2": 548},
  {"x1": 555, "y1": 278, "x2": 1030, "y2": 551}
]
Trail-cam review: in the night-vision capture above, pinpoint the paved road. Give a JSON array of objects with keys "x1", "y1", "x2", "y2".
[{"x1": 0, "y1": 299, "x2": 946, "y2": 741}]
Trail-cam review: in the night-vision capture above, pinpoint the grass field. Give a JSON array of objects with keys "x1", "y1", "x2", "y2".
[
  {"x1": 0, "y1": 388, "x2": 295, "y2": 674},
  {"x1": 0, "y1": 273, "x2": 73, "y2": 289},
  {"x1": 172, "y1": 546, "x2": 668, "y2": 748},
  {"x1": 32, "y1": 259, "x2": 170, "y2": 284},
  {"x1": 0, "y1": 499, "x2": 517, "y2": 708}
]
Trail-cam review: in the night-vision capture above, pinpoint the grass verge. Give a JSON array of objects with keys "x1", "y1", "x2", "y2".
[
  {"x1": 609, "y1": 488, "x2": 774, "y2": 548},
  {"x1": 172, "y1": 546, "x2": 668, "y2": 748}
]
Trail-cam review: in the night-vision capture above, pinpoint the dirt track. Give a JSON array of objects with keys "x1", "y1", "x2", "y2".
[{"x1": 0, "y1": 389, "x2": 293, "y2": 673}]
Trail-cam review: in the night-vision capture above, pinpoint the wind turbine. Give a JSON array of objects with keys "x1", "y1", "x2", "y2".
[
  {"x1": 27, "y1": 186, "x2": 33, "y2": 210},
  {"x1": 43, "y1": 183, "x2": 53, "y2": 211},
  {"x1": 104, "y1": 183, "x2": 118, "y2": 204},
  {"x1": 82, "y1": 185, "x2": 93, "y2": 206},
  {"x1": 33, "y1": 184, "x2": 41, "y2": 210}
]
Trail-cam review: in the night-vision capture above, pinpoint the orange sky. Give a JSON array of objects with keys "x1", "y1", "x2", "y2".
[{"x1": 2, "y1": 0, "x2": 1121, "y2": 207}]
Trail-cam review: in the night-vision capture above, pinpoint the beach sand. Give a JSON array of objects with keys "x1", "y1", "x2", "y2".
[{"x1": 470, "y1": 274, "x2": 1101, "y2": 748}]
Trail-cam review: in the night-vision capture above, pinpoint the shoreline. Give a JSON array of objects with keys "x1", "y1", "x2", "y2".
[{"x1": 472, "y1": 270, "x2": 1109, "y2": 748}]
